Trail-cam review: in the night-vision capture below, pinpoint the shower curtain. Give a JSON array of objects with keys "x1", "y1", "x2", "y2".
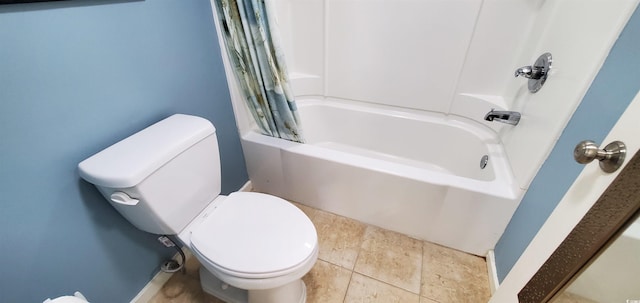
[{"x1": 214, "y1": 0, "x2": 304, "y2": 143}]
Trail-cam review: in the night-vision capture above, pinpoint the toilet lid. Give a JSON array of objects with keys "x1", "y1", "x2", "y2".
[{"x1": 190, "y1": 192, "x2": 317, "y2": 275}]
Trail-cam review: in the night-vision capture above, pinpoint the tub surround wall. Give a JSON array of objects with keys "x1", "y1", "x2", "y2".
[
  {"x1": 451, "y1": 1, "x2": 541, "y2": 106},
  {"x1": 0, "y1": 1, "x2": 247, "y2": 302},
  {"x1": 274, "y1": 0, "x2": 530, "y2": 109},
  {"x1": 325, "y1": 0, "x2": 481, "y2": 114},
  {"x1": 499, "y1": 0, "x2": 639, "y2": 190},
  {"x1": 272, "y1": 0, "x2": 324, "y2": 96},
  {"x1": 269, "y1": 0, "x2": 636, "y2": 193}
]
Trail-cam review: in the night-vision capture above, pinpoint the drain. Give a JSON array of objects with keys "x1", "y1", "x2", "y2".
[{"x1": 480, "y1": 155, "x2": 489, "y2": 169}]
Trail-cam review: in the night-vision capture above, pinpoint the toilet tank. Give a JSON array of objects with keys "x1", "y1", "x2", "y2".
[{"x1": 78, "y1": 114, "x2": 221, "y2": 235}]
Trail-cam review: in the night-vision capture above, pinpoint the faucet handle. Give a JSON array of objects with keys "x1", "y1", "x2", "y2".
[
  {"x1": 515, "y1": 52, "x2": 552, "y2": 93},
  {"x1": 515, "y1": 66, "x2": 533, "y2": 78}
]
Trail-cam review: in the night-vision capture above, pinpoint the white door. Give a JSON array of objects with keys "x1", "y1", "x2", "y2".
[{"x1": 490, "y1": 89, "x2": 640, "y2": 302}]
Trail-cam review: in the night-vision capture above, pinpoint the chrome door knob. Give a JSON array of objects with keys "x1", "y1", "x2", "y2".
[{"x1": 573, "y1": 140, "x2": 626, "y2": 173}]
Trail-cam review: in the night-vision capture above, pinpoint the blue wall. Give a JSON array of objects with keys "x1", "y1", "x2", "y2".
[
  {"x1": 0, "y1": 1, "x2": 248, "y2": 302},
  {"x1": 495, "y1": 6, "x2": 640, "y2": 282}
]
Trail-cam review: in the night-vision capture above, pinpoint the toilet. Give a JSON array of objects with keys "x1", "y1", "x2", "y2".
[
  {"x1": 78, "y1": 114, "x2": 318, "y2": 303},
  {"x1": 44, "y1": 292, "x2": 89, "y2": 303}
]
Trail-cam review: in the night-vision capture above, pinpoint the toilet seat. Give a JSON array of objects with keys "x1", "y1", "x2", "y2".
[{"x1": 190, "y1": 192, "x2": 318, "y2": 279}]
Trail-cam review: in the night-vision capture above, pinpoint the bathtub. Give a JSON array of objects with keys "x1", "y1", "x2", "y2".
[{"x1": 240, "y1": 98, "x2": 523, "y2": 256}]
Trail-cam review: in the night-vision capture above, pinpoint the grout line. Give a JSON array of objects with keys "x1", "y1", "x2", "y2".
[
  {"x1": 351, "y1": 272, "x2": 421, "y2": 297},
  {"x1": 341, "y1": 220, "x2": 365, "y2": 302},
  {"x1": 316, "y1": 256, "x2": 356, "y2": 272},
  {"x1": 341, "y1": 270, "x2": 355, "y2": 303},
  {"x1": 348, "y1": 227, "x2": 422, "y2": 295},
  {"x1": 419, "y1": 241, "x2": 425, "y2": 298},
  {"x1": 351, "y1": 224, "x2": 367, "y2": 270}
]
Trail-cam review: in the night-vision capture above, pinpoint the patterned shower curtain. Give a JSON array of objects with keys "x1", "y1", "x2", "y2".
[{"x1": 214, "y1": 0, "x2": 304, "y2": 143}]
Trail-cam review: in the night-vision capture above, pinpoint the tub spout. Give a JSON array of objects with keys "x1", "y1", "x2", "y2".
[{"x1": 484, "y1": 109, "x2": 521, "y2": 126}]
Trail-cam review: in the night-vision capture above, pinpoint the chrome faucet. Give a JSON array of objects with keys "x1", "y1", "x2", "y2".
[
  {"x1": 514, "y1": 53, "x2": 552, "y2": 93},
  {"x1": 514, "y1": 65, "x2": 543, "y2": 79},
  {"x1": 484, "y1": 109, "x2": 521, "y2": 126}
]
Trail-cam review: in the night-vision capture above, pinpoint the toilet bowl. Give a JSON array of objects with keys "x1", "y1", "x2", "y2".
[
  {"x1": 178, "y1": 192, "x2": 318, "y2": 303},
  {"x1": 78, "y1": 114, "x2": 318, "y2": 303},
  {"x1": 44, "y1": 292, "x2": 89, "y2": 303}
]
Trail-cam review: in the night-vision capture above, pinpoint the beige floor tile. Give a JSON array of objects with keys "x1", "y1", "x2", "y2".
[
  {"x1": 303, "y1": 260, "x2": 353, "y2": 303},
  {"x1": 150, "y1": 203, "x2": 496, "y2": 303},
  {"x1": 419, "y1": 296, "x2": 440, "y2": 303},
  {"x1": 344, "y1": 273, "x2": 420, "y2": 303},
  {"x1": 421, "y1": 242, "x2": 491, "y2": 303},
  {"x1": 149, "y1": 257, "x2": 225, "y2": 303},
  {"x1": 313, "y1": 210, "x2": 367, "y2": 269},
  {"x1": 354, "y1": 226, "x2": 423, "y2": 294}
]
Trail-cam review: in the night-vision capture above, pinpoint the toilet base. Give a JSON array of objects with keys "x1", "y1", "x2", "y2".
[
  {"x1": 199, "y1": 268, "x2": 307, "y2": 303},
  {"x1": 200, "y1": 268, "x2": 247, "y2": 303}
]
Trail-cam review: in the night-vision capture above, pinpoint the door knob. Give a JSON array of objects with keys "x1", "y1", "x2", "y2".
[{"x1": 573, "y1": 140, "x2": 626, "y2": 173}]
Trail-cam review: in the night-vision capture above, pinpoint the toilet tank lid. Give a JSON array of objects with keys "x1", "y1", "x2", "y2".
[{"x1": 78, "y1": 114, "x2": 216, "y2": 188}]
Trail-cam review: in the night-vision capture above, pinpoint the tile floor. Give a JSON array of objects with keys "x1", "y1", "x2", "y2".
[{"x1": 149, "y1": 202, "x2": 492, "y2": 303}]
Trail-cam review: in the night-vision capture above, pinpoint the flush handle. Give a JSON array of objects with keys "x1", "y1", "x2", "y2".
[
  {"x1": 110, "y1": 191, "x2": 140, "y2": 206},
  {"x1": 573, "y1": 140, "x2": 626, "y2": 173}
]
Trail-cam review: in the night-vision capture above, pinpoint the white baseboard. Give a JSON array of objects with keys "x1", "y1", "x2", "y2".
[
  {"x1": 239, "y1": 180, "x2": 253, "y2": 192},
  {"x1": 486, "y1": 250, "x2": 500, "y2": 294},
  {"x1": 129, "y1": 269, "x2": 173, "y2": 303},
  {"x1": 130, "y1": 249, "x2": 193, "y2": 303}
]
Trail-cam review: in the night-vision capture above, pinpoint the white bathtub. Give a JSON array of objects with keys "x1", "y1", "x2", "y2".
[{"x1": 241, "y1": 98, "x2": 523, "y2": 256}]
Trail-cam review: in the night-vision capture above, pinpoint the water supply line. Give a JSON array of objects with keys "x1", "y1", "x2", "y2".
[{"x1": 158, "y1": 235, "x2": 186, "y2": 274}]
